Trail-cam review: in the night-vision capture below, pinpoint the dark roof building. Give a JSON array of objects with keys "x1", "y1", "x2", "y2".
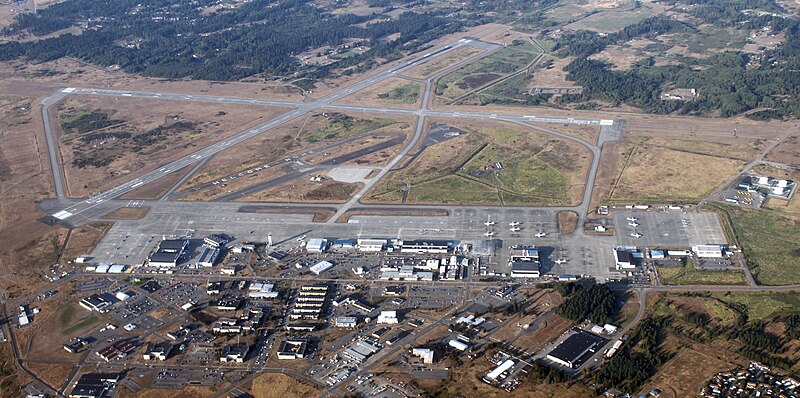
[
  {"x1": 546, "y1": 329, "x2": 605, "y2": 369},
  {"x1": 69, "y1": 373, "x2": 121, "y2": 398}
]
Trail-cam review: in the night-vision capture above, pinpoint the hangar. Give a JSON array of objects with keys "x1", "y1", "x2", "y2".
[{"x1": 546, "y1": 329, "x2": 605, "y2": 368}]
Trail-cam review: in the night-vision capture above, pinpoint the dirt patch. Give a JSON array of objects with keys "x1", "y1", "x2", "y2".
[
  {"x1": 26, "y1": 363, "x2": 73, "y2": 391},
  {"x1": 766, "y1": 134, "x2": 800, "y2": 166},
  {"x1": 638, "y1": 344, "x2": 741, "y2": 397},
  {"x1": 102, "y1": 207, "x2": 151, "y2": 220},
  {"x1": 117, "y1": 387, "x2": 216, "y2": 398},
  {"x1": 557, "y1": 211, "x2": 578, "y2": 234},
  {"x1": 530, "y1": 56, "x2": 576, "y2": 88}
]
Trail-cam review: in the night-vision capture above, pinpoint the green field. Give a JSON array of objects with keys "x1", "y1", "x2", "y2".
[
  {"x1": 713, "y1": 292, "x2": 800, "y2": 321},
  {"x1": 377, "y1": 83, "x2": 420, "y2": 104},
  {"x1": 658, "y1": 264, "x2": 746, "y2": 286},
  {"x1": 724, "y1": 206, "x2": 800, "y2": 285},
  {"x1": 367, "y1": 126, "x2": 584, "y2": 205},
  {"x1": 61, "y1": 315, "x2": 99, "y2": 336},
  {"x1": 435, "y1": 40, "x2": 539, "y2": 101},
  {"x1": 566, "y1": 3, "x2": 662, "y2": 33},
  {"x1": 301, "y1": 115, "x2": 396, "y2": 143}
]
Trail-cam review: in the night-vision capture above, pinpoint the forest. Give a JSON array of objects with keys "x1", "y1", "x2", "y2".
[
  {"x1": 555, "y1": 283, "x2": 617, "y2": 325},
  {"x1": 0, "y1": 0, "x2": 464, "y2": 81}
]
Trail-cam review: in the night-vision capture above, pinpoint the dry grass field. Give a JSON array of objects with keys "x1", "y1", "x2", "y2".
[
  {"x1": 54, "y1": 96, "x2": 288, "y2": 197},
  {"x1": 608, "y1": 144, "x2": 745, "y2": 203},
  {"x1": 248, "y1": 373, "x2": 321, "y2": 398},
  {"x1": 404, "y1": 46, "x2": 484, "y2": 78},
  {"x1": 334, "y1": 77, "x2": 421, "y2": 108},
  {"x1": 638, "y1": 342, "x2": 743, "y2": 397},
  {"x1": 117, "y1": 387, "x2": 216, "y2": 398},
  {"x1": 766, "y1": 133, "x2": 800, "y2": 166},
  {"x1": 102, "y1": 207, "x2": 151, "y2": 220}
]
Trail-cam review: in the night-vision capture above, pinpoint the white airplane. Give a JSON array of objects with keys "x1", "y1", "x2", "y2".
[
  {"x1": 628, "y1": 222, "x2": 640, "y2": 227},
  {"x1": 509, "y1": 227, "x2": 521, "y2": 232},
  {"x1": 630, "y1": 232, "x2": 642, "y2": 238},
  {"x1": 626, "y1": 217, "x2": 638, "y2": 222},
  {"x1": 554, "y1": 258, "x2": 569, "y2": 265},
  {"x1": 509, "y1": 221, "x2": 520, "y2": 227},
  {"x1": 484, "y1": 230, "x2": 495, "y2": 237},
  {"x1": 535, "y1": 232, "x2": 546, "y2": 238},
  {"x1": 484, "y1": 216, "x2": 495, "y2": 227}
]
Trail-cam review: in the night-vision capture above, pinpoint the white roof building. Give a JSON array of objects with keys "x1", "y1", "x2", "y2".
[
  {"x1": 693, "y1": 244, "x2": 724, "y2": 258},
  {"x1": 377, "y1": 310, "x2": 398, "y2": 324},
  {"x1": 412, "y1": 348, "x2": 434, "y2": 364},
  {"x1": 310, "y1": 260, "x2": 334, "y2": 275},
  {"x1": 306, "y1": 239, "x2": 328, "y2": 253},
  {"x1": 448, "y1": 339, "x2": 468, "y2": 351}
]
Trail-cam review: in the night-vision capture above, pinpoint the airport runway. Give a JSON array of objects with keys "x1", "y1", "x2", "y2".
[{"x1": 39, "y1": 36, "x2": 620, "y2": 243}]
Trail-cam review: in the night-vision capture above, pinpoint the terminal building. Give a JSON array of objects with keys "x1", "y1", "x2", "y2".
[
  {"x1": 509, "y1": 245, "x2": 541, "y2": 278},
  {"x1": 546, "y1": 329, "x2": 605, "y2": 369}
]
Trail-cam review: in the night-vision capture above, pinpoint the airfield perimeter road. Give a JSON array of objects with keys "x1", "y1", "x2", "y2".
[{"x1": 42, "y1": 37, "x2": 615, "y2": 224}]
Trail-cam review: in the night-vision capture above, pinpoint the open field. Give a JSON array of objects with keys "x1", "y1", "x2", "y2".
[
  {"x1": 404, "y1": 46, "x2": 484, "y2": 78},
  {"x1": 434, "y1": 40, "x2": 539, "y2": 102},
  {"x1": 557, "y1": 211, "x2": 578, "y2": 234},
  {"x1": 713, "y1": 292, "x2": 800, "y2": 321},
  {"x1": 657, "y1": 264, "x2": 746, "y2": 286},
  {"x1": 638, "y1": 346, "x2": 740, "y2": 398},
  {"x1": 589, "y1": 39, "x2": 659, "y2": 70},
  {"x1": 26, "y1": 363, "x2": 73, "y2": 392},
  {"x1": 366, "y1": 119, "x2": 591, "y2": 205},
  {"x1": 565, "y1": 1, "x2": 668, "y2": 33},
  {"x1": 118, "y1": 164, "x2": 194, "y2": 200},
  {"x1": 722, "y1": 206, "x2": 800, "y2": 285},
  {"x1": 766, "y1": 133, "x2": 800, "y2": 166},
  {"x1": 608, "y1": 144, "x2": 745, "y2": 203},
  {"x1": 334, "y1": 77, "x2": 421, "y2": 107},
  {"x1": 54, "y1": 96, "x2": 287, "y2": 197},
  {"x1": 249, "y1": 373, "x2": 321, "y2": 398}
]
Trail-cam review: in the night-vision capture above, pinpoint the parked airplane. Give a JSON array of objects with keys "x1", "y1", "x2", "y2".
[
  {"x1": 630, "y1": 232, "x2": 642, "y2": 238},
  {"x1": 484, "y1": 215, "x2": 495, "y2": 226},
  {"x1": 554, "y1": 258, "x2": 569, "y2": 265},
  {"x1": 626, "y1": 217, "x2": 638, "y2": 222},
  {"x1": 509, "y1": 227, "x2": 521, "y2": 232},
  {"x1": 535, "y1": 232, "x2": 546, "y2": 238},
  {"x1": 628, "y1": 222, "x2": 640, "y2": 227},
  {"x1": 484, "y1": 230, "x2": 495, "y2": 237},
  {"x1": 509, "y1": 221, "x2": 520, "y2": 227}
]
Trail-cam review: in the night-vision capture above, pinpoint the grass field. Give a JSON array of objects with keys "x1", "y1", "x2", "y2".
[
  {"x1": 250, "y1": 373, "x2": 320, "y2": 398},
  {"x1": 566, "y1": 2, "x2": 666, "y2": 33},
  {"x1": 435, "y1": 40, "x2": 539, "y2": 101},
  {"x1": 724, "y1": 206, "x2": 800, "y2": 285},
  {"x1": 713, "y1": 292, "x2": 800, "y2": 321},
  {"x1": 658, "y1": 264, "x2": 746, "y2": 286},
  {"x1": 61, "y1": 315, "x2": 99, "y2": 336},
  {"x1": 301, "y1": 115, "x2": 396, "y2": 143},
  {"x1": 367, "y1": 121, "x2": 589, "y2": 205},
  {"x1": 377, "y1": 82, "x2": 420, "y2": 104},
  {"x1": 609, "y1": 145, "x2": 744, "y2": 203}
]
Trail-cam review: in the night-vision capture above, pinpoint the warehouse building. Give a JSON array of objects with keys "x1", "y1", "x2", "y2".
[
  {"x1": 400, "y1": 240, "x2": 451, "y2": 254},
  {"x1": 357, "y1": 238, "x2": 386, "y2": 252},
  {"x1": 196, "y1": 246, "x2": 220, "y2": 268},
  {"x1": 509, "y1": 245, "x2": 541, "y2": 278},
  {"x1": 693, "y1": 244, "x2": 725, "y2": 258},
  {"x1": 614, "y1": 248, "x2": 635, "y2": 269},
  {"x1": 305, "y1": 238, "x2": 328, "y2": 253},
  {"x1": 310, "y1": 260, "x2": 334, "y2": 275},
  {"x1": 148, "y1": 239, "x2": 188, "y2": 268},
  {"x1": 483, "y1": 359, "x2": 515, "y2": 383},
  {"x1": 546, "y1": 330, "x2": 605, "y2": 368},
  {"x1": 69, "y1": 373, "x2": 121, "y2": 398}
]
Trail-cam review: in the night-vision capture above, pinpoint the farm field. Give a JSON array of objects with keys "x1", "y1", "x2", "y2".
[{"x1": 366, "y1": 119, "x2": 591, "y2": 205}]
